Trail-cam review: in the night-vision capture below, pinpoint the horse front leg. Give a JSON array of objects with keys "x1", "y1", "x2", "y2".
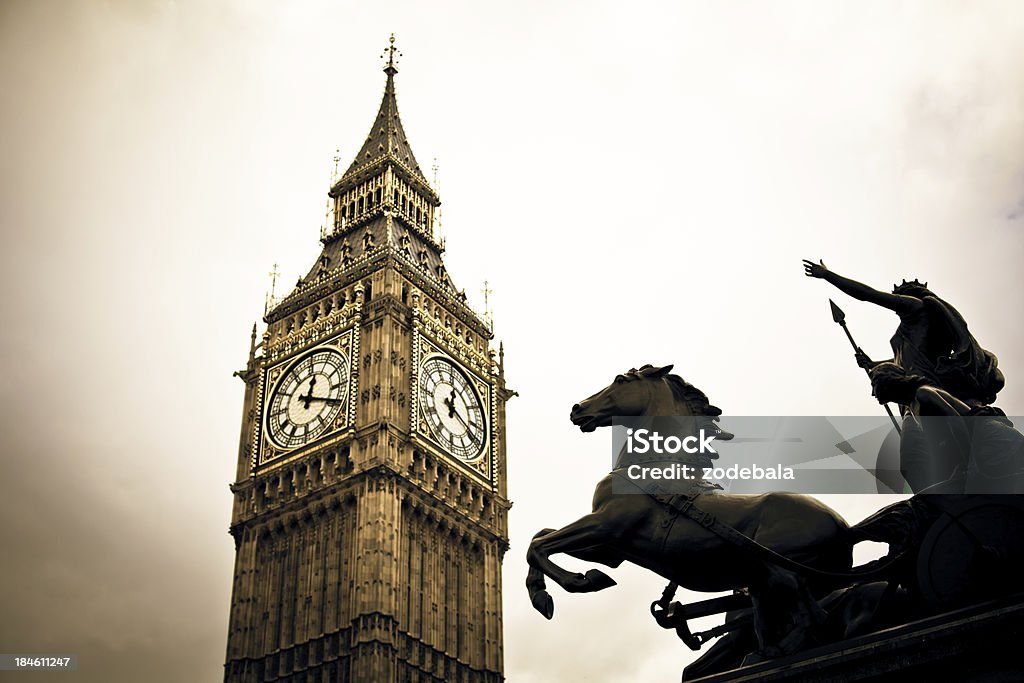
[
  {"x1": 526, "y1": 529, "x2": 557, "y2": 619},
  {"x1": 526, "y1": 513, "x2": 620, "y2": 619}
]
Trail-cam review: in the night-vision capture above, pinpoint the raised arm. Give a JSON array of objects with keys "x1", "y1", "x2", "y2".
[{"x1": 803, "y1": 260, "x2": 923, "y2": 317}]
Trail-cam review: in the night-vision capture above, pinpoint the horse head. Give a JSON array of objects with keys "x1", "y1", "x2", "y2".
[{"x1": 570, "y1": 364, "x2": 732, "y2": 439}]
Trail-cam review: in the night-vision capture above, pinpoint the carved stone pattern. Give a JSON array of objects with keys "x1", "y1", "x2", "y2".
[
  {"x1": 410, "y1": 321, "x2": 422, "y2": 440},
  {"x1": 395, "y1": 252, "x2": 491, "y2": 338},
  {"x1": 249, "y1": 369, "x2": 267, "y2": 473},
  {"x1": 421, "y1": 318, "x2": 490, "y2": 375},
  {"x1": 347, "y1": 325, "x2": 360, "y2": 428},
  {"x1": 265, "y1": 305, "x2": 357, "y2": 364},
  {"x1": 268, "y1": 248, "x2": 382, "y2": 320},
  {"x1": 490, "y1": 383, "x2": 499, "y2": 484}
]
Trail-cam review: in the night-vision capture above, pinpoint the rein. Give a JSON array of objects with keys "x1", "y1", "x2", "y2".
[
  {"x1": 614, "y1": 470, "x2": 910, "y2": 582},
  {"x1": 615, "y1": 382, "x2": 909, "y2": 582},
  {"x1": 638, "y1": 477, "x2": 912, "y2": 644}
]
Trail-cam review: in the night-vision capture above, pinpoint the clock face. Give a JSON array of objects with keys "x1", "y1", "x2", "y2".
[
  {"x1": 266, "y1": 348, "x2": 350, "y2": 450},
  {"x1": 418, "y1": 356, "x2": 487, "y2": 460}
]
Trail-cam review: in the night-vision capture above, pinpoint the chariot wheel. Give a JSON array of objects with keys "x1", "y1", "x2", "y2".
[{"x1": 915, "y1": 495, "x2": 1024, "y2": 611}]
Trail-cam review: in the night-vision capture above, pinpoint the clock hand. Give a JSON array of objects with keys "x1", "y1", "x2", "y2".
[
  {"x1": 450, "y1": 407, "x2": 470, "y2": 430},
  {"x1": 444, "y1": 389, "x2": 457, "y2": 418},
  {"x1": 302, "y1": 376, "x2": 317, "y2": 409},
  {"x1": 297, "y1": 394, "x2": 345, "y2": 405},
  {"x1": 443, "y1": 391, "x2": 474, "y2": 431}
]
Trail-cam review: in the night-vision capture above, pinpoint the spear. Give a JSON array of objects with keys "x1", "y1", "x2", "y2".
[{"x1": 829, "y1": 299, "x2": 902, "y2": 434}]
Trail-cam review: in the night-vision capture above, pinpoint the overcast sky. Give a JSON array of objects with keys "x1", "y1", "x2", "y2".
[{"x1": 2, "y1": 1, "x2": 1024, "y2": 681}]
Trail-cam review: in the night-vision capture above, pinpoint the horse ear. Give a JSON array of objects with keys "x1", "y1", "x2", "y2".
[{"x1": 644, "y1": 364, "x2": 674, "y2": 378}]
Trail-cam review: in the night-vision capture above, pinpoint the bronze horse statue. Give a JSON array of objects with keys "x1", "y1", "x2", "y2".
[{"x1": 526, "y1": 364, "x2": 859, "y2": 660}]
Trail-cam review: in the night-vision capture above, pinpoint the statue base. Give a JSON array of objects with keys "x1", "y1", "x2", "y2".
[{"x1": 688, "y1": 592, "x2": 1024, "y2": 682}]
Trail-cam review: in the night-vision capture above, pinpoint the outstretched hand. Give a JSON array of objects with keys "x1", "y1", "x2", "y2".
[{"x1": 802, "y1": 259, "x2": 828, "y2": 279}]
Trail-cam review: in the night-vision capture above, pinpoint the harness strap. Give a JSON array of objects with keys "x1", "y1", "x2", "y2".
[{"x1": 616, "y1": 471, "x2": 908, "y2": 581}]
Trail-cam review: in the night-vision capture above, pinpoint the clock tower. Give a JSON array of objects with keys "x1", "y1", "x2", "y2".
[{"x1": 225, "y1": 39, "x2": 512, "y2": 683}]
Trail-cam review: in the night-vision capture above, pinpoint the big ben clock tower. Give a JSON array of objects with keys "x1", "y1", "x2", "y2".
[{"x1": 224, "y1": 38, "x2": 512, "y2": 683}]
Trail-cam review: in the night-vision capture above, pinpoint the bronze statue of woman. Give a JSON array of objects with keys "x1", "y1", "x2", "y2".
[{"x1": 803, "y1": 260, "x2": 1006, "y2": 491}]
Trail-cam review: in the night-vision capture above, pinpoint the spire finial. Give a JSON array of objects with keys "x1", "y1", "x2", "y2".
[
  {"x1": 264, "y1": 262, "x2": 280, "y2": 315},
  {"x1": 481, "y1": 280, "x2": 494, "y2": 328},
  {"x1": 382, "y1": 33, "x2": 401, "y2": 73}
]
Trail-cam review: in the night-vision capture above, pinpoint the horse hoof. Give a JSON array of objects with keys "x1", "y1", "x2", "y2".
[
  {"x1": 532, "y1": 591, "x2": 554, "y2": 619},
  {"x1": 584, "y1": 569, "x2": 617, "y2": 591}
]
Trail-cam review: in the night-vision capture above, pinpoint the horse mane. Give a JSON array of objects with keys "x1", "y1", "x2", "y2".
[{"x1": 663, "y1": 374, "x2": 722, "y2": 417}]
